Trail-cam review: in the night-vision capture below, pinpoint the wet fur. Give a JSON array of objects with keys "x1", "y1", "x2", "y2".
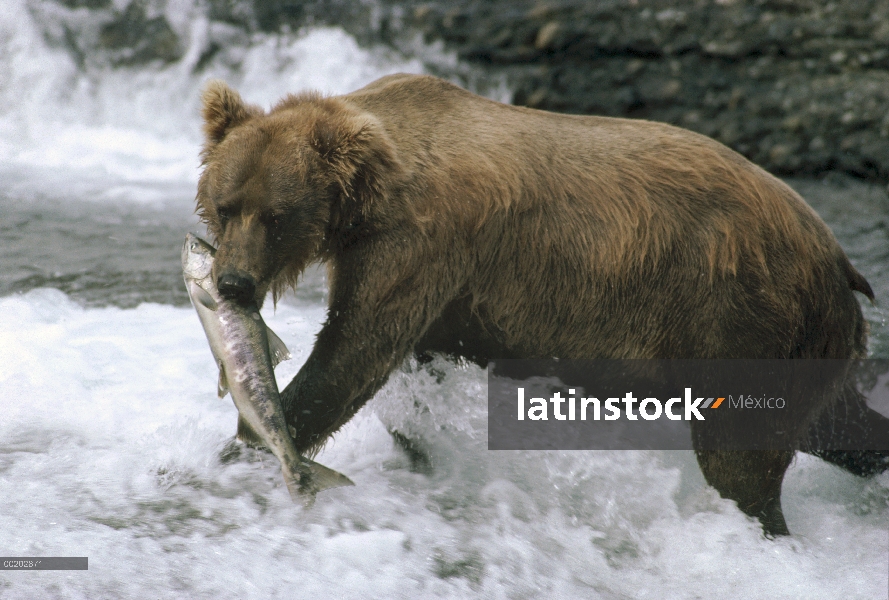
[{"x1": 197, "y1": 73, "x2": 878, "y2": 535}]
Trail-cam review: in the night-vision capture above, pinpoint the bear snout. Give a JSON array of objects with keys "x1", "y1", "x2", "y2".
[{"x1": 216, "y1": 270, "x2": 257, "y2": 306}]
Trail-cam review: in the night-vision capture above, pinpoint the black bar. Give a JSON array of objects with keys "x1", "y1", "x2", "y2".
[
  {"x1": 488, "y1": 359, "x2": 889, "y2": 451},
  {"x1": 0, "y1": 557, "x2": 88, "y2": 570}
]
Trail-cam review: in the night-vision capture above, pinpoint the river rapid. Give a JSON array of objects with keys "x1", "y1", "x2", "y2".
[{"x1": 1, "y1": 1, "x2": 888, "y2": 598}]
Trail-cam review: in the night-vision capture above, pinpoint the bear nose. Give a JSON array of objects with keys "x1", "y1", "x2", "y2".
[{"x1": 216, "y1": 270, "x2": 257, "y2": 306}]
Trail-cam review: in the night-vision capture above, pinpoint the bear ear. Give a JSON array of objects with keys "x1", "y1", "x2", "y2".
[
  {"x1": 201, "y1": 80, "x2": 262, "y2": 146},
  {"x1": 308, "y1": 111, "x2": 401, "y2": 206}
]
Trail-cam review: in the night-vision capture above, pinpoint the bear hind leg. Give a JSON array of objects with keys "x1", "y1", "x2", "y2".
[
  {"x1": 804, "y1": 382, "x2": 889, "y2": 477},
  {"x1": 389, "y1": 430, "x2": 434, "y2": 475},
  {"x1": 695, "y1": 449, "x2": 794, "y2": 537}
]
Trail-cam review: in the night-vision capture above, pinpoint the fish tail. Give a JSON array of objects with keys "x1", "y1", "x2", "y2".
[
  {"x1": 281, "y1": 466, "x2": 314, "y2": 507},
  {"x1": 281, "y1": 458, "x2": 354, "y2": 506},
  {"x1": 303, "y1": 459, "x2": 355, "y2": 492}
]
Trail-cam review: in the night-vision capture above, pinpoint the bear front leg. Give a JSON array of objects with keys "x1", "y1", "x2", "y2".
[
  {"x1": 280, "y1": 250, "x2": 464, "y2": 456},
  {"x1": 279, "y1": 354, "x2": 381, "y2": 456}
]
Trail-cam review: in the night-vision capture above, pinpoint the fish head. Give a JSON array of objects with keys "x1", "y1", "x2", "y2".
[{"x1": 182, "y1": 233, "x2": 216, "y2": 283}]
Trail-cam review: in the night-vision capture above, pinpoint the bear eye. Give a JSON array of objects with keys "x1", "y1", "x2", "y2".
[
  {"x1": 216, "y1": 206, "x2": 234, "y2": 225},
  {"x1": 260, "y1": 212, "x2": 282, "y2": 228}
]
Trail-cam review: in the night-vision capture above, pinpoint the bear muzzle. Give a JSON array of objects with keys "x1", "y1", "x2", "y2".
[{"x1": 216, "y1": 269, "x2": 257, "y2": 306}]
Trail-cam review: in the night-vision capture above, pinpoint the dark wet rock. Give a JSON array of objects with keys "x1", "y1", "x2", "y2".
[
  {"x1": 206, "y1": 0, "x2": 256, "y2": 29},
  {"x1": 98, "y1": 2, "x2": 183, "y2": 65},
  {"x1": 252, "y1": 0, "x2": 308, "y2": 32},
  {"x1": 361, "y1": 0, "x2": 889, "y2": 181},
  {"x1": 56, "y1": 0, "x2": 110, "y2": 8},
  {"x1": 39, "y1": 0, "x2": 889, "y2": 180}
]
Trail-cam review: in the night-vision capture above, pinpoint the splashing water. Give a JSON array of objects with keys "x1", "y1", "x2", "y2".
[{"x1": 0, "y1": 1, "x2": 887, "y2": 597}]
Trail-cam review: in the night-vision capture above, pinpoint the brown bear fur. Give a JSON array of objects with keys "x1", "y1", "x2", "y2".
[{"x1": 197, "y1": 73, "x2": 878, "y2": 536}]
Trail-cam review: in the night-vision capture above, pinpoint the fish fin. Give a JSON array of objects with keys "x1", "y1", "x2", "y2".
[
  {"x1": 282, "y1": 457, "x2": 354, "y2": 506},
  {"x1": 217, "y1": 363, "x2": 229, "y2": 398},
  {"x1": 305, "y1": 460, "x2": 355, "y2": 491},
  {"x1": 236, "y1": 416, "x2": 267, "y2": 450},
  {"x1": 194, "y1": 284, "x2": 218, "y2": 311},
  {"x1": 266, "y1": 326, "x2": 292, "y2": 367}
]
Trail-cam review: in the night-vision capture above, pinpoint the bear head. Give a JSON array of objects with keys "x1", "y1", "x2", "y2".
[{"x1": 196, "y1": 80, "x2": 402, "y2": 306}]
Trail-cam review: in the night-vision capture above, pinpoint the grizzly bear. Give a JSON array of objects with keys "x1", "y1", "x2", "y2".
[{"x1": 196, "y1": 73, "x2": 887, "y2": 536}]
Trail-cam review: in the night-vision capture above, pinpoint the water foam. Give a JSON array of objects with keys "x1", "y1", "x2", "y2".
[
  {"x1": 0, "y1": 0, "x2": 425, "y2": 199},
  {"x1": 1, "y1": 2, "x2": 886, "y2": 596},
  {"x1": 0, "y1": 289, "x2": 885, "y2": 598}
]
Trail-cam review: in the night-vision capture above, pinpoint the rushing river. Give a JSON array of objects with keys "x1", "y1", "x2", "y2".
[{"x1": 1, "y1": 1, "x2": 888, "y2": 598}]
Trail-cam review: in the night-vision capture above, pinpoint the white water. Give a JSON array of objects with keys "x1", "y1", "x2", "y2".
[
  {"x1": 1, "y1": 289, "x2": 887, "y2": 598},
  {"x1": 0, "y1": 1, "x2": 887, "y2": 597},
  {"x1": 0, "y1": 0, "x2": 425, "y2": 199}
]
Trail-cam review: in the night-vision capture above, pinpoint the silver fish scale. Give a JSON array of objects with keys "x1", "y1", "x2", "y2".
[{"x1": 181, "y1": 233, "x2": 353, "y2": 504}]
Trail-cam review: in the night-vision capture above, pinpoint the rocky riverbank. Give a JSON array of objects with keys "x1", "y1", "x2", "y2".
[
  {"x1": 36, "y1": 0, "x2": 889, "y2": 181},
  {"x1": 391, "y1": 0, "x2": 889, "y2": 182}
]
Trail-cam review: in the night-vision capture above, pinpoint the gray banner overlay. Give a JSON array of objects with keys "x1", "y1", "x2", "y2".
[
  {"x1": 1, "y1": 557, "x2": 88, "y2": 570},
  {"x1": 488, "y1": 359, "x2": 889, "y2": 451}
]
